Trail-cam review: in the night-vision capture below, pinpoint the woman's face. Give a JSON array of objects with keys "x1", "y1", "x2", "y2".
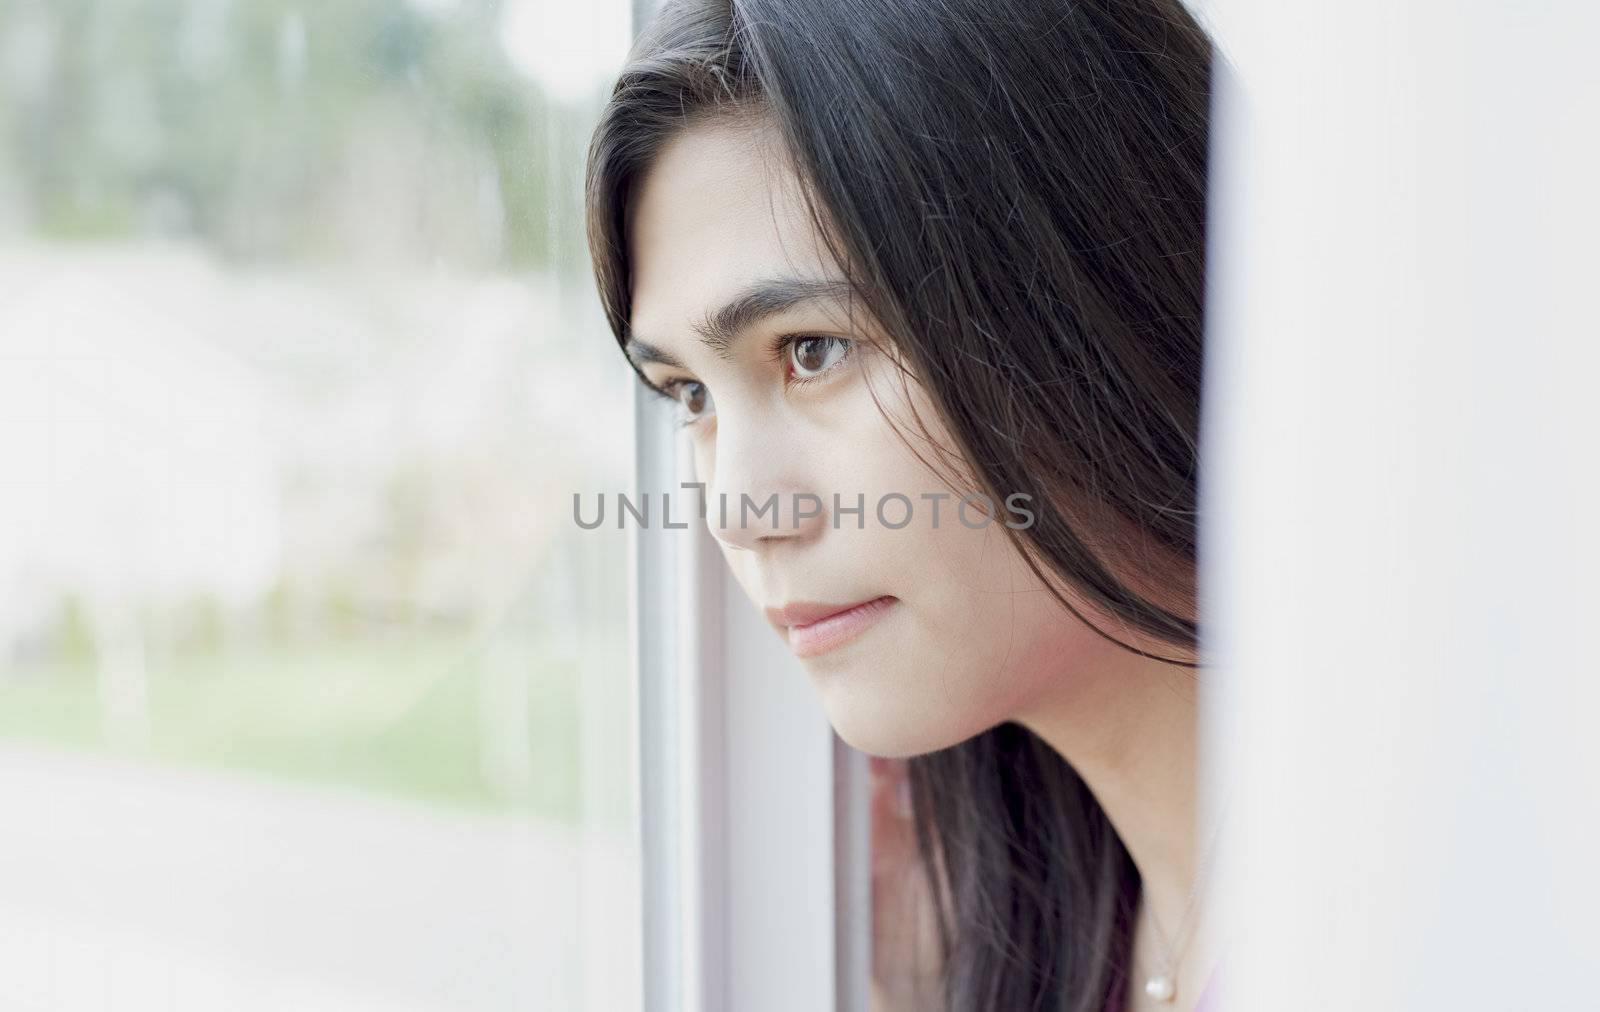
[{"x1": 625, "y1": 118, "x2": 1129, "y2": 758}]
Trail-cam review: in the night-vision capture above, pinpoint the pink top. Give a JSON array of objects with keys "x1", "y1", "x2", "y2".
[{"x1": 1193, "y1": 964, "x2": 1222, "y2": 1012}]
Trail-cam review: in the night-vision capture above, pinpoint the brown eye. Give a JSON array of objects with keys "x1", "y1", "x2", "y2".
[
  {"x1": 789, "y1": 336, "x2": 850, "y2": 378},
  {"x1": 675, "y1": 380, "x2": 712, "y2": 418}
]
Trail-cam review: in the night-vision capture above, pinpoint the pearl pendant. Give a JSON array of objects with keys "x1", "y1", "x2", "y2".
[{"x1": 1144, "y1": 974, "x2": 1176, "y2": 1002}]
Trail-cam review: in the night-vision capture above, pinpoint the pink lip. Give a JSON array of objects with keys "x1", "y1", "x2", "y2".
[{"x1": 766, "y1": 596, "x2": 898, "y2": 658}]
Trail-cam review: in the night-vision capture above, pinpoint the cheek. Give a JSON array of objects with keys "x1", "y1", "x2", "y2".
[
  {"x1": 787, "y1": 374, "x2": 1031, "y2": 754},
  {"x1": 817, "y1": 520, "x2": 1083, "y2": 757},
  {"x1": 805, "y1": 368, "x2": 1139, "y2": 757}
]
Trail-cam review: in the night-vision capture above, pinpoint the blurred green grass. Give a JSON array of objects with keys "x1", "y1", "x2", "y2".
[{"x1": 0, "y1": 630, "x2": 630, "y2": 827}]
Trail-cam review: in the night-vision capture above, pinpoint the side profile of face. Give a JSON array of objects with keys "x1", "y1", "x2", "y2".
[{"x1": 625, "y1": 116, "x2": 1139, "y2": 758}]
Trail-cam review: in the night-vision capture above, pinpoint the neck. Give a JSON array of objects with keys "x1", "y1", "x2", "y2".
[{"x1": 1013, "y1": 631, "x2": 1215, "y2": 992}]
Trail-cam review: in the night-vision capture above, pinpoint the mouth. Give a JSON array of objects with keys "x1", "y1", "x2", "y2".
[{"x1": 765, "y1": 595, "x2": 899, "y2": 659}]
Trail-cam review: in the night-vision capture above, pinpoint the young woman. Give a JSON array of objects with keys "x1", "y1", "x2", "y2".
[{"x1": 585, "y1": 1, "x2": 1219, "y2": 1009}]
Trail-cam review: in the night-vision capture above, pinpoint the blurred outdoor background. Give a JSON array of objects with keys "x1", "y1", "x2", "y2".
[{"x1": 0, "y1": 1, "x2": 639, "y2": 1009}]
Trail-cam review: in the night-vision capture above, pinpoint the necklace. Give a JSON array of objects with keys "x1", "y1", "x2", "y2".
[{"x1": 1140, "y1": 789, "x2": 1233, "y2": 1004}]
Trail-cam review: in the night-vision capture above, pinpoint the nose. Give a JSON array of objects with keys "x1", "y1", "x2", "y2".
[
  {"x1": 704, "y1": 412, "x2": 827, "y2": 553},
  {"x1": 709, "y1": 486, "x2": 829, "y2": 551}
]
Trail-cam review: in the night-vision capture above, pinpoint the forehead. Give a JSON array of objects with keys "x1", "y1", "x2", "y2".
[{"x1": 627, "y1": 118, "x2": 837, "y2": 346}]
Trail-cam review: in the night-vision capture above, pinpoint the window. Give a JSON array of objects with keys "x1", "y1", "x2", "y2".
[{"x1": 0, "y1": 2, "x2": 638, "y2": 1009}]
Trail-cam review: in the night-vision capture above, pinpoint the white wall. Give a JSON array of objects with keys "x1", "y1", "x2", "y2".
[{"x1": 1202, "y1": 3, "x2": 1600, "y2": 1009}]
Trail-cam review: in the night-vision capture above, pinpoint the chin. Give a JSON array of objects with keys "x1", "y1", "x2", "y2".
[{"x1": 811, "y1": 669, "x2": 993, "y2": 760}]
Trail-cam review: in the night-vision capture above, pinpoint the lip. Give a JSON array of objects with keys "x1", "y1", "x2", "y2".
[{"x1": 765, "y1": 596, "x2": 898, "y2": 659}]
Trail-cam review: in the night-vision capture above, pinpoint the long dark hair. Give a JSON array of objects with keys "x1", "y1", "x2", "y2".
[{"x1": 585, "y1": 1, "x2": 1211, "y2": 1009}]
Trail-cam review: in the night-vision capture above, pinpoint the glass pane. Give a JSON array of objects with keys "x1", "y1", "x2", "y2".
[{"x1": 0, "y1": 1, "x2": 638, "y2": 1009}]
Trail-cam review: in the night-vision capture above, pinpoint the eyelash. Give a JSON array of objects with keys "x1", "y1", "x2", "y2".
[{"x1": 647, "y1": 333, "x2": 855, "y2": 429}]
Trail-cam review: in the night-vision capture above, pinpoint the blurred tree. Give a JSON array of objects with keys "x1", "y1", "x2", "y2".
[{"x1": 0, "y1": 0, "x2": 590, "y2": 272}]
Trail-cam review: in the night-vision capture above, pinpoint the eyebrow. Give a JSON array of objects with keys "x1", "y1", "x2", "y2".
[{"x1": 624, "y1": 275, "x2": 857, "y2": 372}]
